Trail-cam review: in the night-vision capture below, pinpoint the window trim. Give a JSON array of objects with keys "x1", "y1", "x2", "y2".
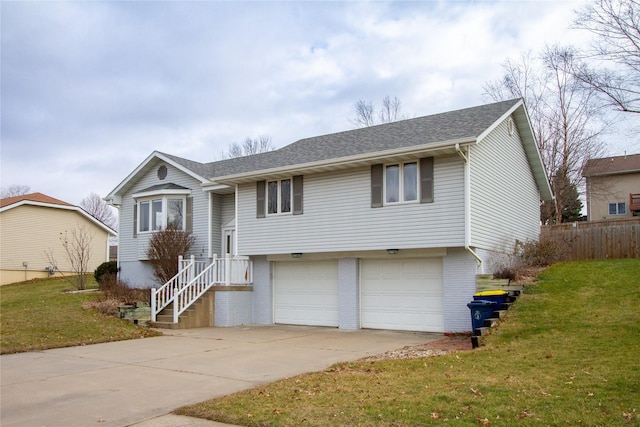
[
  {"x1": 267, "y1": 178, "x2": 293, "y2": 215},
  {"x1": 257, "y1": 175, "x2": 303, "y2": 218},
  {"x1": 608, "y1": 202, "x2": 627, "y2": 215},
  {"x1": 383, "y1": 161, "x2": 420, "y2": 205},
  {"x1": 133, "y1": 191, "x2": 191, "y2": 234}
]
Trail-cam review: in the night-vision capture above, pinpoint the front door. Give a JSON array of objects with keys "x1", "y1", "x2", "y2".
[{"x1": 222, "y1": 227, "x2": 235, "y2": 256}]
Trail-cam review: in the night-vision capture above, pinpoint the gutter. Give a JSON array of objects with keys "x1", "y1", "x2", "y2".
[
  {"x1": 203, "y1": 137, "x2": 477, "y2": 189},
  {"x1": 455, "y1": 143, "x2": 483, "y2": 270}
]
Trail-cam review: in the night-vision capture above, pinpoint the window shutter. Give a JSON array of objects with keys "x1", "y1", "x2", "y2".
[
  {"x1": 133, "y1": 203, "x2": 138, "y2": 238},
  {"x1": 256, "y1": 180, "x2": 266, "y2": 218},
  {"x1": 186, "y1": 197, "x2": 193, "y2": 232},
  {"x1": 293, "y1": 175, "x2": 303, "y2": 215},
  {"x1": 371, "y1": 164, "x2": 383, "y2": 208},
  {"x1": 420, "y1": 157, "x2": 434, "y2": 203}
]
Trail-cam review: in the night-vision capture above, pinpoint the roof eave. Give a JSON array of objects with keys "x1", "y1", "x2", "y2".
[{"x1": 204, "y1": 137, "x2": 477, "y2": 187}]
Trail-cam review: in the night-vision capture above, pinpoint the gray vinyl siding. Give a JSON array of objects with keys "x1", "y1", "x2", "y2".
[
  {"x1": 117, "y1": 160, "x2": 209, "y2": 286},
  {"x1": 237, "y1": 156, "x2": 465, "y2": 255},
  {"x1": 470, "y1": 118, "x2": 541, "y2": 252},
  {"x1": 442, "y1": 248, "x2": 478, "y2": 332}
]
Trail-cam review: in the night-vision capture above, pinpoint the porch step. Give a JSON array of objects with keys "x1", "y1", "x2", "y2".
[
  {"x1": 471, "y1": 291, "x2": 521, "y2": 348},
  {"x1": 150, "y1": 290, "x2": 215, "y2": 330}
]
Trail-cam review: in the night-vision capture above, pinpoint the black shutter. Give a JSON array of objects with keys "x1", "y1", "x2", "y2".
[
  {"x1": 256, "y1": 180, "x2": 266, "y2": 218},
  {"x1": 293, "y1": 175, "x2": 303, "y2": 215},
  {"x1": 420, "y1": 157, "x2": 434, "y2": 203},
  {"x1": 133, "y1": 203, "x2": 137, "y2": 238},
  {"x1": 371, "y1": 164, "x2": 383, "y2": 208},
  {"x1": 186, "y1": 197, "x2": 193, "y2": 232}
]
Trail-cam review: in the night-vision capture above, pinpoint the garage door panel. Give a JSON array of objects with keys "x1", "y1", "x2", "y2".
[
  {"x1": 361, "y1": 258, "x2": 443, "y2": 332},
  {"x1": 274, "y1": 261, "x2": 339, "y2": 327}
]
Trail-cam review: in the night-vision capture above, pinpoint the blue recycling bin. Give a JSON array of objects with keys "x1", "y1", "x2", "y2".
[
  {"x1": 473, "y1": 290, "x2": 509, "y2": 310},
  {"x1": 467, "y1": 300, "x2": 497, "y2": 331}
]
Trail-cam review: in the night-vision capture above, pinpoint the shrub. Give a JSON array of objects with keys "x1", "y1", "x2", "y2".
[
  {"x1": 98, "y1": 275, "x2": 150, "y2": 306},
  {"x1": 94, "y1": 261, "x2": 119, "y2": 285},
  {"x1": 518, "y1": 238, "x2": 564, "y2": 266},
  {"x1": 147, "y1": 225, "x2": 195, "y2": 284}
]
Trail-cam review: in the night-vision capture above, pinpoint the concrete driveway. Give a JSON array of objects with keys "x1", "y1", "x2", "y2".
[{"x1": 1, "y1": 325, "x2": 441, "y2": 427}]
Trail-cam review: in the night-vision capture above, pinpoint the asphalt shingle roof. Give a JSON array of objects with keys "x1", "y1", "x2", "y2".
[
  {"x1": 161, "y1": 99, "x2": 521, "y2": 180},
  {"x1": 583, "y1": 153, "x2": 640, "y2": 177},
  {"x1": 0, "y1": 192, "x2": 74, "y2": 209}
]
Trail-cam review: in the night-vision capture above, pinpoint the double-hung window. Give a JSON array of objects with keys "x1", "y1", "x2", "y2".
[
  {"x1": 257, "y1": 176, "x2": 303, "y2": 218},
  {"x1": 371, "y1": 157, "x2": 433, "y2": 207},
  {"x1": 267, "y1": 179, "x2": 292, "y2": 215},
  {"x1": 385, "y1": 162, "x2": 418, "y2": 204},
  {"x1": 609, "y1": 202, "x2": 626, "y2": 215}
]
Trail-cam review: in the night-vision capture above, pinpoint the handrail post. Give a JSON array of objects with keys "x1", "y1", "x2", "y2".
[
  {"x1": 189, "y1": 254, "x2": 195, "y2": 284},
  {"x1": 225, "y1": 255, "x2": 231, "y2": 286},
  {"x1": 173, "y1": 294, "x2": 179, "y2": 323},
  {"x1": 151, "y1": 288, "x2": 157, "y2": 322}
]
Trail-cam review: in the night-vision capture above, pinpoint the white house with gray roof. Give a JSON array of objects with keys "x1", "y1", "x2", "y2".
[{"x1": 105, "y1": 98, "x2": 552, "y2": 333}]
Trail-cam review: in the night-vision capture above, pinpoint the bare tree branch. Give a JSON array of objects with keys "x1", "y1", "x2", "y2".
[
  {"x1": 571, "y1": 0, "x2": 640, "y2": 113},
  {"x1": 81, "y1": 192, "x2": 117, "y2": 229},
  {"x1": 1, "y1": 185, "x2": 31, "y2": 198},
  {"x1": 224, "y1": 135, "x2": 275, "y2": 159}
]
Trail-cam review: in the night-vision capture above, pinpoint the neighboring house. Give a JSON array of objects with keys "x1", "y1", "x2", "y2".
[
  {"x1": 105, "y1": 98, "x2": 552, "y2": 333},
  {"x1": 0, "y1": 193, "x2": 117, "y2": 286},
  {"x1": 582, "y1": 153, "x2": 640, "y2": 221}
]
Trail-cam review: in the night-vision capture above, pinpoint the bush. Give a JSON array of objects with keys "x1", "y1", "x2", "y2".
[
  {"x1": 94, "y1": 261, "x2": 119, "y2": 284},
  {"x1": 518, "y1": 238, "x2": 564, "y2": 267},
  {"x1": 97, "y1": 275, "x2": 150, "y2": 306}
]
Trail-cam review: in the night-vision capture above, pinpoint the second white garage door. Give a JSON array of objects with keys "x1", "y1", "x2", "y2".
[
  {"x1": 273, "y1": 260, "x2": 339, "y2": 327},
  {"x1": 361, "y1": 258, "x2": 444, "y2": 332}
]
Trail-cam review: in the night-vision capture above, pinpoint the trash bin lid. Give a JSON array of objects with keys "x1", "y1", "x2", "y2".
[
  {"x1": 474, "y1": 290, "x2": 508, "y2": 297},
  {"x1": 467, "y1": 300, "x2": 497, "y2": 307}
]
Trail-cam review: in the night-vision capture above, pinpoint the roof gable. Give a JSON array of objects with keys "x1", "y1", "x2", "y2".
[{"x1": 0, "y1": 192, "x2": 116, "y2": 236}]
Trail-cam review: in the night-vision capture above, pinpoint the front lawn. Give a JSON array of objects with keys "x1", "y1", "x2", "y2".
[
  {"x1": 177, "y1": 259, "x2": 640, "y2": 426},
  {"x1": 0, "y1": 277, "x2": 160, "y2": 354}
]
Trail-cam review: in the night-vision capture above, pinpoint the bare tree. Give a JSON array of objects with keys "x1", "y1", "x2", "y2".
[
  {"x1": 146, "y1": 225, "x2": 195, "y2": 284},
  {"x1": 570, "y1": 0, "x2": 640, "y2": 113},
  {"x1": 224, "y1": 135, "x2": 275, "y2": 159},
  {"x1": 81, "y1": 192, "x2": 117, "y2": 229},
  {"x1": 1, "y1": 184, "x2": 31, "y2": 198},
  {"x1": 353, "y1": 95, "x2": 406, "y2": 127},
  {"x1": 484, "y1": 46, "x2": 607, "y2": 224},
  {"x1": 46, "y1": 225, "x2": 95, "y2": 290},
  {"x1": 353, "y1": 100, "x2": 376, "y2": 127}
]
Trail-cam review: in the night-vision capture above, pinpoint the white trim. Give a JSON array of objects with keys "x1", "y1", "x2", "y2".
[
  {"x1": 105, "y1": 151, "x2": 209, "y2": 204},
  {"x1": 203, "y1": 137, "x2": 477, "y2": 187},
  {"x1": 136, "y1": 196, "x2": 188, "y2": 233},
  {"x1": 383, "y1": 161, "x2": 419, "y2": 205},
  {"x1": 266, "y1": 178, "x2": 294, "y2": 216},
  {"x1": 132, "y1": 188, "x2": 191, "y2": 199}
]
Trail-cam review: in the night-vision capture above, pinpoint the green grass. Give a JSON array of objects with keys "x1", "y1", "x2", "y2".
[
  {"x1": 176, "y1": 259, "x2": 640, "y2": 426},
  {"x1": 0, "y1": 277, "x2": 160, "y2": 354}
]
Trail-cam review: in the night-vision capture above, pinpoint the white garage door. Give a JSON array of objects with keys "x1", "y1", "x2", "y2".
[
  {"x1": 274, "y1": 260, "x2": 339, "y2": 327},
  {"x1": 361, "y1": 258, "x2": 443, "y2": 332}
]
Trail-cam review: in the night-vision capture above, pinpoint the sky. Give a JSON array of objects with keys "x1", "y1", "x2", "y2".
[{"x1": 2, "y1": 0, "x2": 638, "y2": 207}]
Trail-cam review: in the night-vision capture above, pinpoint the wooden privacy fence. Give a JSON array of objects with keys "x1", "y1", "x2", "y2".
[{"x1": 540, "y1": 218, "x2": 640, "y2": 260}]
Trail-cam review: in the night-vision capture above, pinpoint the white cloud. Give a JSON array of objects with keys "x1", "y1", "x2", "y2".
[{"x1": 2, "y1": 0, "x2": 626, "y2": 206}]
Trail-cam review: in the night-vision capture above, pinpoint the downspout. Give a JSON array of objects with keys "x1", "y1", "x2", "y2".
[{"x1": 455, "y1": 143, "x2": 483, "y2": 270}]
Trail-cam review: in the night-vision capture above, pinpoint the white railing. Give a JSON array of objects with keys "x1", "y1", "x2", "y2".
[{"x1": 151, "y1": 254, "x2": 253, "y2": 323}]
